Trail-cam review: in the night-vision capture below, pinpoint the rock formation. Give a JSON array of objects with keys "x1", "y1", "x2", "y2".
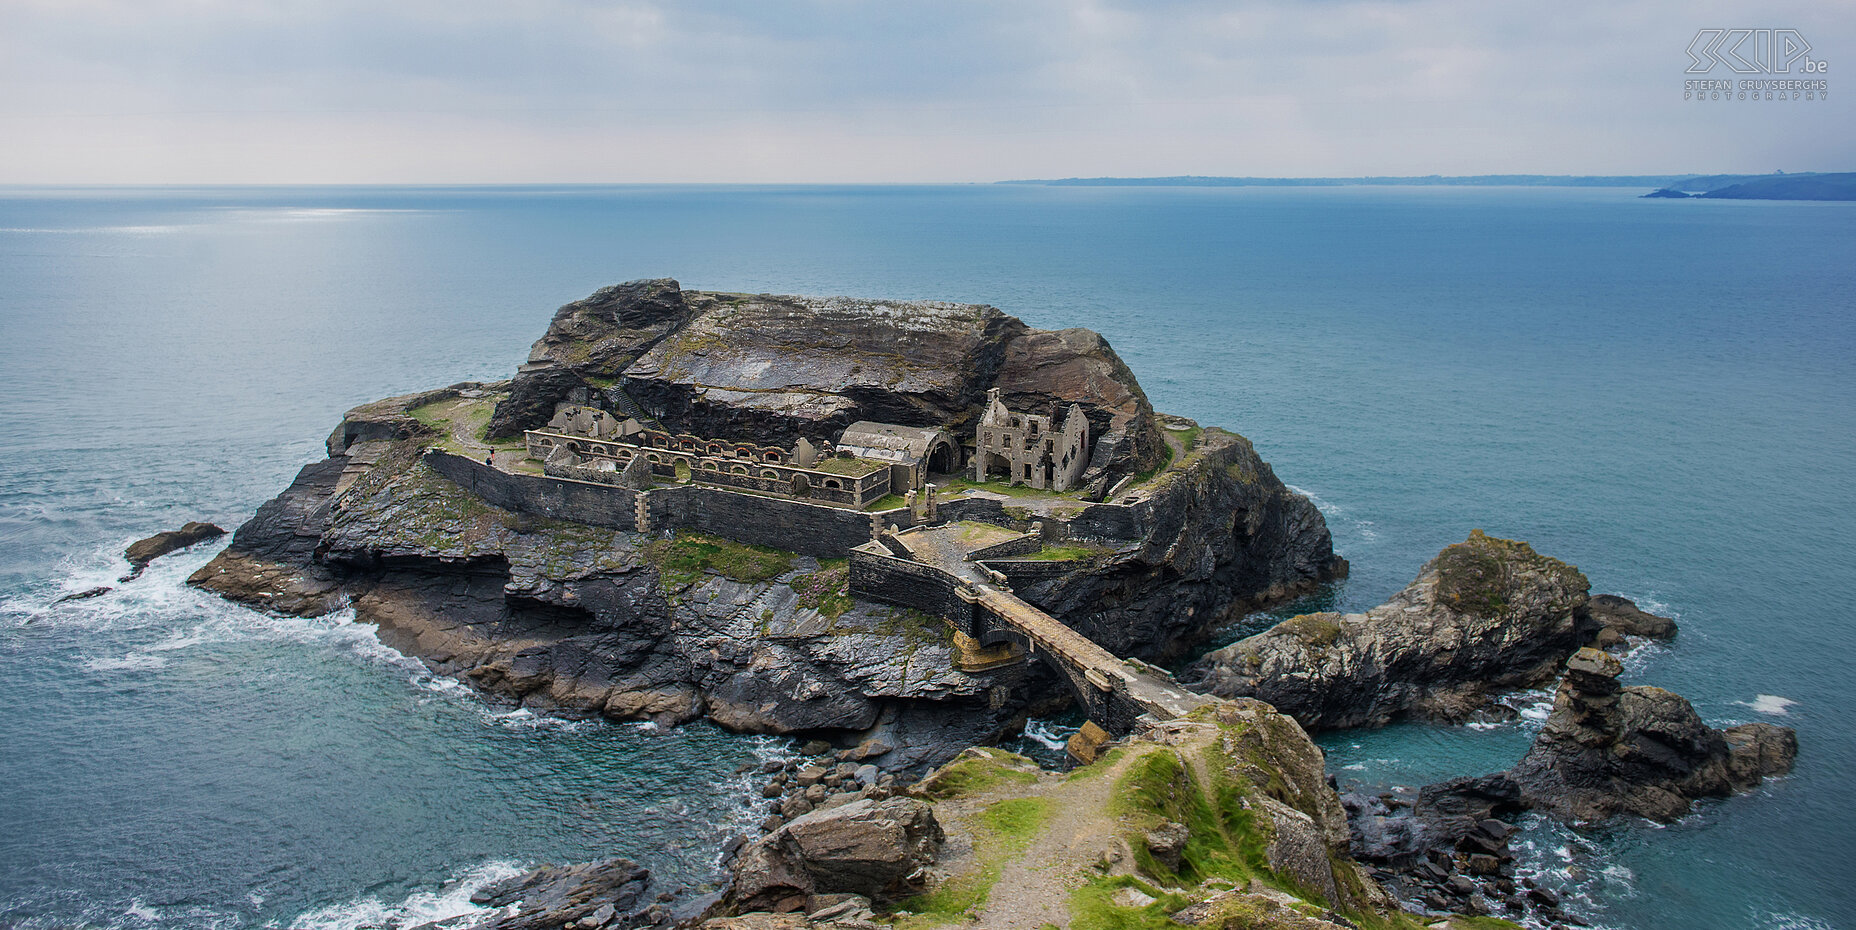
[
  {"x1": 189, "y1": 280, "x2": 1342, "y2": 770},
  {"x1": 1343, "y1": 649, "x2": 1795, "y2": 921},
  {"x1": 483, "y1": 280, "x2": 1166, "y2": 494},
  {"x1": 729, "y1": 797, "x2": 943, "y2": 912},
  {"x1": 1509, "y1": 647, "x2": 1796, "y2": 822},
  {"x1": 1189, "y1": 530, "x2": 1675, "y2": 729},
  {"x1": 121, "y1": 521, "x2": 226, "y2": 579},
  {"x1": 465, "y1": 858, "x2": 658, "y2": 930}
]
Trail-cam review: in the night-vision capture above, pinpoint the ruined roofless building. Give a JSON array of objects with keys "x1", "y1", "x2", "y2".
[{"x1": 972, "y1": 388, "x2": 1090, "y2": 492}]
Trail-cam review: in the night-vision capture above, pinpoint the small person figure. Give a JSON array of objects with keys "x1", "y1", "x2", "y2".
[{"x1": 484, "y1": 453, "x2": 494, "y2": 466}]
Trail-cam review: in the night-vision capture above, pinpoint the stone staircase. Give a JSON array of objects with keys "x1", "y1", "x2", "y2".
[{"x1": 608, "y1": 387, "x2": 664, "y2": 431}]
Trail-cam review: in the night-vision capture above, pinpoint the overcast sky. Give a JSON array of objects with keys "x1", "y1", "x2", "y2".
[{"x1": 1, "y1": 0, "x2": 1849, "y2": 183}]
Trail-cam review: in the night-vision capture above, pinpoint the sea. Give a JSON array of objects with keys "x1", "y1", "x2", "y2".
[{"x1": 0, "y1": 184, "x2": 1849, "y2": 930}]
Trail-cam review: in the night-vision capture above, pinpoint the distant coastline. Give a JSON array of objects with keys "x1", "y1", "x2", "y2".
[{"x1": 1000, "y1": 172, "x2": 1856, "y2": 201}]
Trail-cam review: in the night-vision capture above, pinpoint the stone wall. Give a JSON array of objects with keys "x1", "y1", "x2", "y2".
[
  {"x1": 966, "y1": 535, "x2": 1043, "y2": 561},
  {"x1": 935, "y1": 496, "x2": 1145, "y2": 543},
  {"x1": 847, "y1": 545, "x2": 976, "y2": 626},
  {"x1": 977, "y1": 558, "x2": 1084, "y2": 587},
  {"x1": 648, "y1": 486, "x2": 883, "y2": 558},
  {"x1": 425, "y1": 451, "x2": 639, "y2": 530}
]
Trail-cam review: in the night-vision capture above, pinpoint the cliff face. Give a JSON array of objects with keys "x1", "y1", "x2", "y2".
[
  {"x1": 487, "y1": 279, "x2": 1166, "y2": 491},
  {"x1": 1013, "y1": 427, "x2": 1345, "y2": 663}
]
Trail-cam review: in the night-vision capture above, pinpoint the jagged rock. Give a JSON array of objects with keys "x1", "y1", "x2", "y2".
[
  {"x1": 52, "y1": 586, "x2": 112, "y2": 604},
  {"x1": 465, "y1": 857, "x2": 652, "y2": 929},
  {"x1": 730, "y1": 797, "x2": 942, "y2": 911},
  {"x1": 1509, "y1": 647, "x2": 1797, "y2": 822},
  {"x1": 1144, "y1": 821, "x2": 1190, "y2": 872},
  {"x1": 1587, "y1": 593, "x2": 1677, "y2": 649},
  {"x1": 121, "y1": 522, "x2": 226, "y2": 579},
  {"x1": 1190, "y1": 530, "x2": 1596, "y2": 728}
]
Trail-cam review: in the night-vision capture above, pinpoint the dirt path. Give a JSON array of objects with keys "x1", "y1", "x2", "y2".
[
  {"x1": 928, "y1": 750, "x2": 1142, "y2": 929},
  {"x1": 977, "y1": 762, "x2": 1124, "y2": 928}
]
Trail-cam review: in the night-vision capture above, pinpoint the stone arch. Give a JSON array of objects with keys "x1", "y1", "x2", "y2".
[
  {"x1": 925, "y1": 437, "x2": 957, "y2": 474},
  {"x1": 731, "y1": 464, "x2": 749, "y2": 475},
  {"x1": 761, "y1": 469, "x2": 780, "y2": 479},
  {"x1": 822, "y1": 478, "x2": 843, "y2": 490},
  {"x1": 790, "y1": 474, "x2": 811, "y2": 497}
]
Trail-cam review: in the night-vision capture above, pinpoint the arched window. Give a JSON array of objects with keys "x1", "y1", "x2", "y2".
[
  {"x1": 589, "y1": 444, "x2": 607, "y2": 456},
  {"x1": 761, "y1": 469, "x2": 780, "y2": 479},
  {"x1": 823, "y1": 478, "x2": 843, "y2": 490},
  {"x1": 731, "y1": 464, "x2": 749, "y2": 475},
  {"x1": 566, "y1": 442, "x2": 581, "y2": 453},
  {"x1": 763, "y1": 450, "x2": 781, "y2": 462},
  {"x1": 702, "y1": 461, "x2": 719, "y2": 471}
]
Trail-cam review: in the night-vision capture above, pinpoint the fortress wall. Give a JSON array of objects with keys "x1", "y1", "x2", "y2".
[
  {"x1": 425, "y1": 451, "x2": 639, "y2": 529},
  {"x1": 847, "y1": 546, "x2": 975, "y2": 626},
  {"x1": 936, "y1": 497, "x2": 1013, "y2": 527},
  {"x1": 936, "y1": 496, "x2": 1145, "y2": 542},
  {"x1": 648, "y1": 486, "x2": 876, "y2": 558},
  {"x1": 1064, "y1": 501, "x2": 1146, "y2": 541},
  {"x1": 966, "y1": 535, "x2": 1043, "y2": 561},
  {"x1": 976, "y1": 558, "x2": 1083, "y2": 586}
]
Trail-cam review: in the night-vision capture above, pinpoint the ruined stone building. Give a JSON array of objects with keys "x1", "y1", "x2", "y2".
[
  {"x1": 971, "y1": 388, "x2": 1090, "y2": 492},
  {"x1": 834, "y1": 421, "x2": 961, "y2": 492}
]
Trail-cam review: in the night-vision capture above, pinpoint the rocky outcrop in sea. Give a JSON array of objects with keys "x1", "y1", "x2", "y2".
[
  {"x1": 1344, "y1": 647, "x2": 1796, "y2": 921},
  {"x1": 1188, "y1": 530, "x2": 1676, "y2": 729}
]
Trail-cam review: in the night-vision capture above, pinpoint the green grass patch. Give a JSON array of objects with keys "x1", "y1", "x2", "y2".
[
  {"x1": 789, "y1": 561, "x2": 854, "y2": 619},
  {"x1": 978, "y1": 796, "x2": 1055, "y2": 842},
  {"x1": 915, "y1": 747, "x2": 1041, "y2": 800},
  {"x1": 1069, "y1": 875, "x2": 1190, "y2": 930},
  {"x1": 863, "y1": 492, "x2": 909, "y2": 511},
  {"x1": 1110, "y1": 746, "x2": 1268, "y2": 889},
  {"x1": 1022, "y1": 544, "x2": 1107, "y2": 562},
  {"x1": 894, "y1": 796, "x2": 1054, "y2": 927},
  {"x1": 810, "y1": 454, "x2": 889, "y2": 476},
  {"x1": 1277, "y1": 613, "x2": 1344, "y2": 648},
  {"x1": 1433, "y1": 529, "x2": 1585, "y2": 618},
  {"x1": 641, "y1": 530, "x2": 793, "y2": 586}
]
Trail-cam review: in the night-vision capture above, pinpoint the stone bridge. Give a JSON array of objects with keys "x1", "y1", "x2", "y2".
[{"x1": 847, "y1": 522, "x2": 1214, "y2": 759}]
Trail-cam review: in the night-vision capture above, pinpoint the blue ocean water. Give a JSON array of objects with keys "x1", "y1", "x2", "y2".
[{"x1": 0, "y1": 185, "x2": 1849, "y2": 929}]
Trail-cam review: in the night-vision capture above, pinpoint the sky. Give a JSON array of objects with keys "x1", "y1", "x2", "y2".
[{"x1": 1, "y1": 0, "x2": 1850, "y2": 184}]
